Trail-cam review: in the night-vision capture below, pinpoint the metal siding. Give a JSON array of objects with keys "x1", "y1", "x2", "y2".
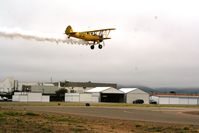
[
  {"x1": 65, "y1": 93, "x2": 80, "y2": 102},
  {"x1": 159, "y1": 97, "x2": 169, "y2": 104},
  {"x1": 188, "y1": 98, "x2": 198, "y2": 105},
  {"x1": 28, "y1": 93, "x2": 42, "y2": 102},
  {"x1": 170, "y1": 97, "x2": 179, "y2": 104},
  {"x1": 19, "y1": 95, "x2": 28, "y2": 102},
  {"x1": 91, "y1": 96, "x2": 99, "y2": 102},
  {"x1": 126, "y1": 93, "x2": 149, "y2": 104},
  {"x1": 65, "y1": 96, "x2": 72, "y2": 102},
  {"x1": 72, "y1": 96, "x2": 80, "y2": 102},
  {"x1": 179, "y1": 97, "x2": 189, "y2": 104},
  {"x1": 92, "y1": 93, "x2": 100, "y2": 97},
  {"x1": 42, "y1": 96, "x2": 49, "y2": 102},
  {"x1": 12, "y1": 95, "x2": 19, "y2": 101},
  {"x1": 79, "y1": 93, "x2": 100, "y2": 102},
  {"x1": 80, "y1": 93, "x2": 92, "y2": 102},
  {"x1": 102, "y1": 88, "x2": 123, "y2": 94}
]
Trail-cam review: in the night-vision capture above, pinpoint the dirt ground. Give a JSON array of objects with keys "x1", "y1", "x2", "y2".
[
  {"x1": 4, "y1": 105, "x2": 199, "y2": 125},
  {"x1": 1, "y1": 108, "x2": 199, "y2": 133},
  {"x1": 184, "y1": 111, "x2": 199, "y2": 116}
]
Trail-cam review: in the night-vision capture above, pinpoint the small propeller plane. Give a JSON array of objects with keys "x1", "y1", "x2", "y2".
[{"x1": 65, "y1": 25, "x2": 115, "y2": 49}]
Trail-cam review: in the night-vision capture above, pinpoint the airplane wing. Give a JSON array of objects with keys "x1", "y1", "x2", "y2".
[
  {"x1": 80, "y1": 28, "x2": 116, "y2": 33},
  {"x1": 80, "y1": 28, "x2": 115, "y2": 39}
]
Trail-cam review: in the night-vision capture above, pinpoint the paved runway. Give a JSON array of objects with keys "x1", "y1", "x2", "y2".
[{"x1": 5, "y1": 106, "x2": 199, "y2": 125}]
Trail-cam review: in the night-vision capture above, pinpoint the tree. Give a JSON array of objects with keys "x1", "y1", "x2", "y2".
[
  {"x1": 56, "y1": 88, "x2": 68, "y2": 97},
  {"x1": 169, "y1": 91, "x2": 176, "y2": 94}
]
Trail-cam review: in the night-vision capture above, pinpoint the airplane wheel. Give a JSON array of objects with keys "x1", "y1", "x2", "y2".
[
  {"x1": 98, "y1": 44, "x2": 102, "y2": 49},
  {"x1": 90, "y1": 45, "x2": 94, "y2": 50}
]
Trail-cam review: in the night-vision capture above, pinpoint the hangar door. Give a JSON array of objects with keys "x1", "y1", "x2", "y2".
[{"x1": 100, "y1": 93, "x2": 124, "y2": 103}]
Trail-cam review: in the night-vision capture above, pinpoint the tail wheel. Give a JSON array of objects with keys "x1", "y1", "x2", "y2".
[
  {"x1": 90, "y1": 45, "x2": 94, "y2": 50},
  {"x1": 98, "y1": 44, "x2": 103, "y2": 49}
]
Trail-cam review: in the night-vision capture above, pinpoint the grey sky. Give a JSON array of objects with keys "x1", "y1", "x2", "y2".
[{"x1": 1, "y1": 0, "x2": 199, "y2": 87}]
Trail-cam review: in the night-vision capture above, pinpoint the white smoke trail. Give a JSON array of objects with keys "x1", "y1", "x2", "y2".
[{"x1": 0, "y1": 27, "x2": 89, "y2": 45}]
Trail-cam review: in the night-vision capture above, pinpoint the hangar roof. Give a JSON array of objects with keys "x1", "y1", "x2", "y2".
[
  {"x1": 86, "y1": 87, "x2": 111, "y2": 93},
  {"x1": 86, "y1": 87, "x2": 124, "y2": 94},
  {"x1": 119, "y1": 88, "x2": 138, "y2": 93},
  {"x1": 152, "y1": 94, "x2": 199, "y2": 97}
]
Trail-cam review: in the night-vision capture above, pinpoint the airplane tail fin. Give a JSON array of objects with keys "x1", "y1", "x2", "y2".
[{"x1": 65, "y1": 25, "x2": 73, "y2": 35}]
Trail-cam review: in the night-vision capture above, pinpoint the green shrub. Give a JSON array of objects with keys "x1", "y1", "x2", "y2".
[
  {"x1": 25, "y1": 112, "x2": 38, "y2": 116},
  {"x1": 4, "y1": 111, "x2": 22, "y2": 116}
]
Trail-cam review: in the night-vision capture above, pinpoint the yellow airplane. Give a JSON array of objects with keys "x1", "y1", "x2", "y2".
[{"x1": 65, "y1": 25, "x2": 115, "y2": 49}]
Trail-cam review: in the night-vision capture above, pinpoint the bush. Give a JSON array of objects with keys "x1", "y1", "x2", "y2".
[
  {"x1": 85, "y1": 103, "x2": 90, "y2": 106},
  {"x1": 25, "y1": 112, "x2": 38, "y2": 116}
]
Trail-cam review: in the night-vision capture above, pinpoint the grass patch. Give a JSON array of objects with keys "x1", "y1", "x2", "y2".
[
  {"x1": 41, "y1": 127, "x2": 52, "y2": 133},
  {"x1": 3, "y1": 111, "x2": 23, "y2": 116},
  {"x1": 1, "y1": 102, "x2": 199, "y2": 108},
  {"x1": 56, "y1": 117, "x2": 71, "y2": 122},
  {"x1": 25, "y1": 112, "x2": 38, "y2": 116},
  {"x1": 0, "y1": 117, "x2": 6, "y2": 124},
  {"x1": 146, "y1": 126, "x2": 163, "y2": 132},
  {"x1": 183, "y1": 127, "x2": 189, "y2": 130},
  {"x1": 70, "y1": 126, "x2": 88, "y2": 132},
  {"x1": 135, "y1": 124, "x2": 142, "y2": 128},
  {"x1": 0, "y1": 112, "x2": 5, "y2": 117},
  {"x1": 56, "y1": 116, "x2": 82, "y2": 124},
  {"x1": 0, "y1": 109, "x2": 199, "y2": 133}
]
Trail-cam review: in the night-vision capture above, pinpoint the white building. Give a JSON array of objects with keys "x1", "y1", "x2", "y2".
[
  {"x1": 0, "y1": 77, "x2": 16, "y2": 92},
  {"x1": 151, "y1": 94, "x2": 199, "y2": 105},
  {"x1": 120, "y1": 88, "x2": 149, "y2": 104},
  {"x1": 65, "y1": 87, "x2": 124, "y2": 103},
  {"x1": 12, "y1": 92, "x2": 50, "y2": 102}
]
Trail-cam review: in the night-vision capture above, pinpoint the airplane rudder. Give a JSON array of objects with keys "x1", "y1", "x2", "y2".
[{"x1": 65, "y1": 25, "x2": 73, "y2": 35}]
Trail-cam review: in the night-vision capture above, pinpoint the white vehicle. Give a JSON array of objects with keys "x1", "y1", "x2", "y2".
[
  {"x1": 2, "y1": 97, "x2": 8, "y2": 101},
  {"x1": 0, "y1": 96, "x2": 3, "y2": 101}
]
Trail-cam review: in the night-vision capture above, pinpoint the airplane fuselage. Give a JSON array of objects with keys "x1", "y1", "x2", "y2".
[{"x1": 69, "y1": 32, "x2": 102, "y2": 43}]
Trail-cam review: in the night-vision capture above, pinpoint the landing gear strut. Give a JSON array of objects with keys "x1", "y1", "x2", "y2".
[{"x1": 90, "y1": 45, "x2": 94, "y2": 50}]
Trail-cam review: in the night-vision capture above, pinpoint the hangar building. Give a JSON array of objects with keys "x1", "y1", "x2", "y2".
[
  {"x1": 151, "y1": 94, "x2": 199, "y2": 105},
  {"x1": 57, "y1": 81, "x2": 117, "y2": 93},
  {"x1": 65, "y1": 87, "x2": 124, "y2": 103},
  {"x1": 12, "y1": 92, "x2": 49, "y2": 102},
  {"x1": 120, "y1": 88, "x2": 149, "y2": 104}
]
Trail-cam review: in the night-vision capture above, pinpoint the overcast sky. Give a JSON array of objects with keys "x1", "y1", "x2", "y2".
[{"x1": 1, "y1": 0, "x2": 199, "y2": 88}]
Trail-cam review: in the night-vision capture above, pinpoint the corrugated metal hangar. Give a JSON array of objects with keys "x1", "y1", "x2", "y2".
[
  {"x1": 12, "y1": 92, "x2": 49, "y2": 102},
  {"x1": 120, "y1": 88, "x2": 149, "y2": 104},
  {"x1": 151, "y1": 94, "x2": 199, "y2": 105},
  {"x1": 65, "y1": 87, "x2": 124, "y2": 103},
  {"x1": 65, "y1": 87, "x2": 150, "y2": 103}
]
